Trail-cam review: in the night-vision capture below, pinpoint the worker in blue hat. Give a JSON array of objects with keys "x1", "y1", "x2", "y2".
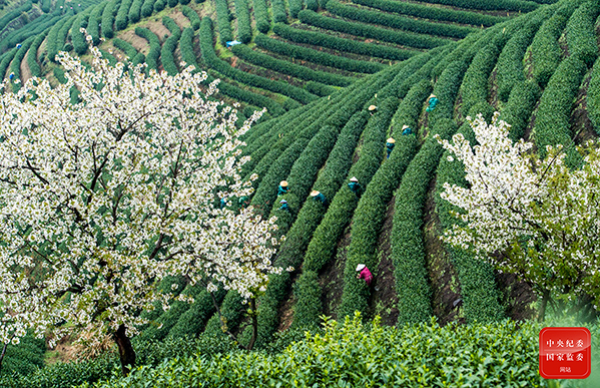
[
  {"x1": 426, "y1": 94, "x2": 438, "y2": 112},
  {"x1": 386, "y1": 137, "x2": 395, "y2": 159},
  {"x1": 310, "y1": 190, "x2": 326, "y2": 205},
  {"x1": 220, "y1": 197, "x2": 227, "y2": 209},
  {"x1": 278, "y1": 180, "x2": 289, "y2": 196},
  {"x1": 279, "y1": 199, "x2": 290, "y2": 212}
]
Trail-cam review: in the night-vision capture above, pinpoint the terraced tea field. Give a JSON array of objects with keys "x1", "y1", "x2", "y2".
[{"x1": 0, "y1": 0, "x2": 545, "y2": 118}]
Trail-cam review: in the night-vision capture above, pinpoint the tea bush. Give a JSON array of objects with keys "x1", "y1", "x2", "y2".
[
  {"x1": 181, "y1": 5, "x2": 200, "y2": 30},
  {"x1": 115, "y1": 0, "x2": 133, "y2": 30},
  {"x1": 160, "y1": 16, "x2": 182, "y2": 76},
  {"x1": 533, "y1": 54, "x2": 586, "y2": 163},
  {"x1": 253, "y1": 0, "x2": 270, "y2": 33},
  {"x1": 87, "y1": 3, "x2": 106, "y2": 45},
  {"x1": 234, "y1": 0, "x2": 251, "y2": 43},
  {"x1": 495, "y1": 5, "x2": 553, "y2": 102},
  {"x1": 298, "y1": 10, "x2": 448, "y2": 50},
  {"x1": 135, "y1": 27, "x2": 160, "y2": 70},
  {"x1": 272, "y1": 0, "x2": 287, "y2": 23},
  {"x1": 231, "y1": 43, "x2": 353, "y2": 86},
  {"x1": 531, "y1": 1, "x2": 582, "y2": 87},
  {"x1": 128, "y1": 0, "x2": 142, "y2": 24},
  {"x1": 326, "y1": 0, "x2": 477, "y2": 39},
  {"x1": 392, "y1": 119, "x2": 456, "y2": 325},
  {"x1": 215, "y1": 0, "x2": 233, "y2": 44},
  {"x1": 82, "y1": 315, "x2": 553, "y2": 388},
  {"x1": 273, "y1": 23, "x2": 416, "y2": 61},
  {"x1": 101, "y1": 0, "x2": 119, "y2": 39},
  {"x1": 200, "y1": 18, "x2": 318, "y2": 104},
  {"x1": 566, "y1": 0, "x2": 599, "y2": 67},
  {"x1": 254, "y1": 34, "x2": 384, "y2": 73},
  {"x1": 352, "y1": 0, "x2": 504, "y2": 27},
  {"x1": 141, "y1": 0, "x2": 155, "y2": 17},
  {"x1": 27, "y1": 32, "x2": 46, "y2": 77}
]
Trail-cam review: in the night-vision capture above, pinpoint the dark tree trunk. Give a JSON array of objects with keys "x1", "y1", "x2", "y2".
[
  {"x1": 0, "y1": 341, "x2": 9, "y2": 377},
  {"x1": 114, "y1": 325, "x2": 136, "y2": 376},
  {"x1": 0, "y1": 334, "x2": 15, "y2": 378},
  {"x1": 246, "y1": 297, "x2": 258, "y2": 351},
  {"x1": 538, "y1": 289, "x2": 550, "y2": 323}
]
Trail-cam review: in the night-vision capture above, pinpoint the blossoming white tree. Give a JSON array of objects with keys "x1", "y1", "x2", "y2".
[
  {"x1": 437, "y1": 113, "x2": 600, "y2": 321},
  {"x1": 0, "y1": 37, "x2": 281, "y2": 375}
]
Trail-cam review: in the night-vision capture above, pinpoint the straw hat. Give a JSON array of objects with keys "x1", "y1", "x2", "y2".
[
  {"x1": 368, "y1": 105, "x2": 377, "y2": 111},
  {"x1": 402, "y1": 125, "x2": 410, "y2": 130},
  {"x1": 350, "y1": 177, "x2": 358, "y2": 183},
  {"x1": 356, "y1": 264, "x2": 366, "y2": 272},
  {"x1": 429, "y1": 94, "x2": 436, "y2": 99},
  {"x1": 280, "y1": 199, "x2": 287, "y2": 204},
  {"x1": 387, "y1": 137, "x2": 395, "y2": 144},
  {"x1": 280, "y1": 180, "x2": 288, "y2": 187},
  {"x1": 310, "y1": 190, "x2": 320, "y2": 197}
]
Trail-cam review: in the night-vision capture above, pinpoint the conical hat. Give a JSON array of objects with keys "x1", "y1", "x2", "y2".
[
  {"x1": 368, "y1": 105, "x2": 377, "y2": 111},
  {"x1": 350, "y1": 177, "x2": 358, "y2": 183},
  {"x1": 280, "y1": 199, "x2": 287, "y2": 204},
  {"x1": 402, "y1": 125, "x2": 410, "y2": 130},
  {"x1": 280, "y1": 180, "x2": 288, "y2": 187},
  {"x1": 387, "y1": 137, "x2": 395, "y2": 144},
  {"x1": 429, "y1": 94, "x2": 436, "y2": 99},
  {"x1": 310, "y1": 190, "x2": 320, "y2": 196},
  {"x1": 356, "y1": 264, "x2": 366, "y2": 272}
]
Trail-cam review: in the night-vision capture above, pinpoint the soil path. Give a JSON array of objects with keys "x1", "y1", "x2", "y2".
[
  {"x1": 320, "y1": 224, "x2": 352, "y2": 320},
  {"x1": 20, "y1": 49, "x2": 32, "y2": 83},
  {"x1": 171, "y1": 9, "x2": 191, "y2": 29},
  {"x1": 423, "y1": 176, "x2": 463, "y2": 325},
  {"x1": 146, "y1": 19, "x2": 171, "y2": 43},
  {"x1": 366, "y1": 196, "x2": 398, "y2": 326},
  {"x1": 119, "y1": 30, "x2": 150, "y2": 54}
]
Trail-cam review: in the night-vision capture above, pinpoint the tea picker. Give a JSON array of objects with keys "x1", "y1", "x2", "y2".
[
  {"x1": 278, "y1": 180, "x2": 289, "y2": 196},
  {"x1": 279, "y1": 199, "x2": 290, "y2": 212},
  {"x1": 386, "y1": 138, "x2": 395, "y2": 159},
  {"x1": 310, "y1": 190, "x2": 326, "y2": 204},
  {"x1": 426, "y1": 94, "x2": 438, "y2": 112},
  {"x1": 356, "y1": 264, "x2": 373, "y2": 286},
  {"x1": 348, "y1": 177, "x2": 360, "y2": 195}
]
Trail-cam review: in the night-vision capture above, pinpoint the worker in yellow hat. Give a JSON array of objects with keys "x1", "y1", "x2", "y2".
[
  {"x1": 278, "y1": 180, "x2": 289, "y2": 196},
  {"x1": 310, "y1": 190, "x2": 327, "y2": 204},
  {"x1": 386, "y1": 137, "x2": 395, "y2": 159},
  {"x1": 401, "y1": 125, "x2": 412, "y2": 136},
  {"x1": 426, "y1": 94, "x2": 438, "y2": 112}
]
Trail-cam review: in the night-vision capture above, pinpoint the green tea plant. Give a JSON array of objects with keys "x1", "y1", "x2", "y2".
[
  {"x1": 254, "y1": 34, "x2": 383, "y2": 73},
  {"x1": 352, "y1": 0, "x2": 504, "y2": 26},
  {"x1": 231, "y1": 44, "x2": 353, "y2": 86},
  {"x1": 326, "y1": 0, "x2": 477, "y2": 39},
  {"x1": 215, "y1": 0, "x2": 233, "y2": 44},
  {"x1": 533, "y1": 54, "x2": 586, "y2": 163},
  {"x1": 298, "y1": 10, "x2": 448, "y2": 50},
  {"x1": 565, "y1": 0, "x2": 600, "y2": 67}
]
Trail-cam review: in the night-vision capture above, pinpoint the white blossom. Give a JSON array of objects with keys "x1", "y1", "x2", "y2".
[
  {"x1": 437, "y1": 113, "x2": 600, "y2": 309},
  {"x1": 0, "y1": 40, "x2": 281, "y2": 350}
]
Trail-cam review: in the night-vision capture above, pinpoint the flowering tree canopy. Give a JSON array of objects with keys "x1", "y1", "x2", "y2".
[
  {"x1": 437, "y1": 113, "x2": 600, "y2": 320},
  {"x1": 0, "y1": 38, "x2": 281, "y2": 374}
]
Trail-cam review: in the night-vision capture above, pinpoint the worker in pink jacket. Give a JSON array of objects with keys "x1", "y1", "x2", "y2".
[{"x1": 356, "y1": 264, "x2": 373, "y2": 286}]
